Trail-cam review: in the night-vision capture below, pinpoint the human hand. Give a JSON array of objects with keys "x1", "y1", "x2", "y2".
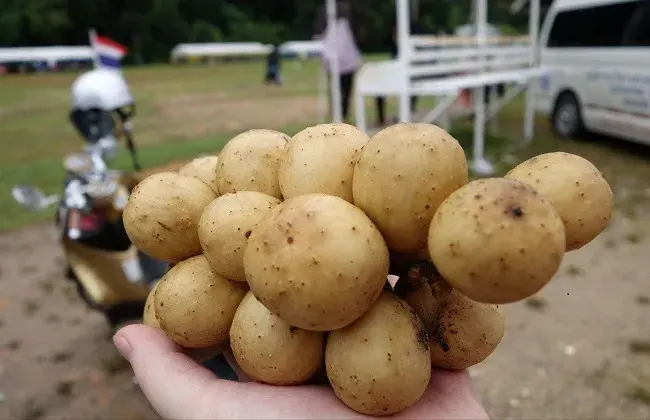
[{"x1": 114, "y1": 324, "x2": 489, "y2": 419}]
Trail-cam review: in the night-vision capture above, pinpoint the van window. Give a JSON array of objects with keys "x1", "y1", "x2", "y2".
[
  {"x1": 547, "y1": 0, "x2": 644, "y2": 48},
  {"x1": 621, "y1": 2, "x2": 650, "y2": 46}
]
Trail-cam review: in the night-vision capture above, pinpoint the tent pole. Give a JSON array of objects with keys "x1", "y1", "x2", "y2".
[
  {"x1": 472, "y1": 0, "x2": 492, "y2": 175},
  {"x1": 524, "y1": 0, "x2": 540, "y2": 142},
  {"x1": 317, "y1": 63, "x2": 328, "y2": 122},
  {"x1": 396, "y1": 0, "x2": 411, "y2": 123},
  {"x1": 354, "y1": 89, "x2": 367, "y2": 132},
  {"x1": 326, "y1": 0, "x2": 343, "y2": 123}
]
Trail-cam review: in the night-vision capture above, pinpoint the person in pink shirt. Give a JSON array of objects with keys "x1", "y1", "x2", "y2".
[{"x1": 314, "y1": 1, "x2": 363, "y2": 122}]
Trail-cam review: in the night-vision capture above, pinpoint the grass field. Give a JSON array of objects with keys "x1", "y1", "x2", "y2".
[{"x1": 0, "y1": 57, "x2": 561, "y2": 232}]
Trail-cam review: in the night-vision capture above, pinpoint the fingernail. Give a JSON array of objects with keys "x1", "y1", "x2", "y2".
[{"x1": 113, "y1": 334, "x2": 132, "y2": 360}]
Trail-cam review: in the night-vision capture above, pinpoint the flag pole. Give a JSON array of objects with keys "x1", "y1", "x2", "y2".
[{"x1": 88, "y1": 28, "x2": 100, "y2": 68}]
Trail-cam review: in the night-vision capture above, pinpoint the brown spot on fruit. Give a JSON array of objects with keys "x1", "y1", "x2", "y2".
[
  {"x1": 507, "y1": 206, "x2": 523, "y2": 218},
  {"x1": 157, "y1": 221, "x2": 172, "y2": 231}
]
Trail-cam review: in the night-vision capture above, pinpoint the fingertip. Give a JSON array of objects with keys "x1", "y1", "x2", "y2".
[
  {"x1": 113, "y1": 334, "x2": 132, "y2": 360},
  {"x1": 114, "y1": 323, "x2": 182, "y2": 359}
]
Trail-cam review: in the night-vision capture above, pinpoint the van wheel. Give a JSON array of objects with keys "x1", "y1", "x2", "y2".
[{"x1": 553, "y1": 92, "x2": 583, "y2": 139}]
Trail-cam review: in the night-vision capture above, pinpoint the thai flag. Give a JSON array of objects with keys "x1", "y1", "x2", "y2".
[{"x1": 89, "y1": 30, "x2": 127, "y2": 69}]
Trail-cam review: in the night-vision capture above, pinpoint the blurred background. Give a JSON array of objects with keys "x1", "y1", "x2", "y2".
[
  {"x1": 0, "y1": 0, "x2": 649, "y2": 419},
  {"x1": 0, "y1": 0, "x2": 531, "y2": 66}
]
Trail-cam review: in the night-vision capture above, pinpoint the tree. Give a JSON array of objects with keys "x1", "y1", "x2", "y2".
[{"x1": 0, "y1": 0, "x2": 529, "y2": 62}]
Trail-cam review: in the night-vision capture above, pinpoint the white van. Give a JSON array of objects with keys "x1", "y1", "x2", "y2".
[{"x1": 536, "y1": 0, "x2": 650, "y2": 144}]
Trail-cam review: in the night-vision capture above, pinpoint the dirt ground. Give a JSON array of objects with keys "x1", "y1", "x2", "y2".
[
  {"x1": 1, "y1": 139, "x2": 649, "y2": 419},
  {"x1": 149, "y1": 93, "x2": 321, "y2": 140}
]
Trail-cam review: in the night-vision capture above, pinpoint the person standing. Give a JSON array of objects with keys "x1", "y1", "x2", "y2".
[
  {"x1": 315, "y1": 1, "x2": 363, "y2": 122},
  {"x1": 264, "y1": 44, "x2": 282, "y2": 85}
]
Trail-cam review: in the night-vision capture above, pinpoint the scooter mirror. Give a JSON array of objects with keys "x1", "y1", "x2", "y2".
[{"x1": 11, "y1": 185, "x2": 57, "y2": 210}]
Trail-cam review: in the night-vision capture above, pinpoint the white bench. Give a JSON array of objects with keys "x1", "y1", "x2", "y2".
[
  {"x1": 355, "y1": 36, "x2": 538, "y2": 126},
  {"x1": 353, "y1": 35, "x2": 543, "y2": 174}
]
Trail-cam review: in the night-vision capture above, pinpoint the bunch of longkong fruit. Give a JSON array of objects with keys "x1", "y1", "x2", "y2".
[{"x1": 123, "y1": 122, "x2": 613, "y2": 416}]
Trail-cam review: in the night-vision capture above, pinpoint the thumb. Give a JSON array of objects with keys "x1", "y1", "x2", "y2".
[{"x1": 113, "y1": 324, "x2": 225, "y2": 419}]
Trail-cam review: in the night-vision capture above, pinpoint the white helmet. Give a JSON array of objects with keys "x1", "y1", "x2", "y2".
[{"x1": 71, "y1": 68, "x2": 134, "y2": 112}]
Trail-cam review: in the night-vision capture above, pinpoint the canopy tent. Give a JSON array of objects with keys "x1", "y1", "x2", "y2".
[
  {"x1": 0, "y1": 46, "x2": 94, "y2": 66},
  {"x1": 279, "y1": 41, "x2": 323, "y2": 58},
  {"x1": 170, "y1": 42, "x2": 272, "y2": 61},
  {"x1": 169, "y1": 40, "x2": 324, "y2": 62}
]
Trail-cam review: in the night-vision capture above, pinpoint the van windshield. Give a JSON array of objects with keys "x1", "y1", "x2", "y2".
[{"x1": 547, "y1": 0, "x2": 650, "y2": 48}]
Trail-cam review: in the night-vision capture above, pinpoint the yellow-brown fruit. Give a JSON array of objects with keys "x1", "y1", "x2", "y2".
[
  {"x1": 154, "y1": 255, "x2": 248, "y2": 348},
  {"x1": 325, "y1": 292, "x2": 431, "y2": 416},
  {"x1": 428, "y1": 178, "x2": 565, "y2": 304},
  {"x1": 143, "y1": 282, "x2": 227, "y2": 362},
  {"x1": 184, "y1": 343, "x2": 228, "y2": 363},
  {"x1": 142, "y1": 281, "x2": 161, "y2": 329},
  {"x1": 216, "y1": 129, "x2": 289, "y2": 199},
  {"x1": 505, "y1": 152, "x2": 613, "y2": 251},
  {"x1": 198, "y1": 191, "x2": 281, "y2": 282},
  {"x1": 178, "y1": 155, "x2": 220, "y2": 194},
  {"x1": 353, "y1": 123, "x2": 468, "y2": 253},
  {"x1": 278, "y1": 123, "x2": 370, "y2": 202},
  {"x1": 123, "y1": 172, "x2": 217, "y2": 262},
  {"x1": 229, "y1": 292, "x2": 325, "y2": 385},
  {"x1": 243, "y1": 194, "x2": 389, "y2": 331},
  {"x1": 404, "y1": 280, "x2": 505, "y2": 369}
]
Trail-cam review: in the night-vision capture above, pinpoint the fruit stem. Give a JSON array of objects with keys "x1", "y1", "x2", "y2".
[{"x1": 389, "y1": 253, "x2": 442, "y2": 299}]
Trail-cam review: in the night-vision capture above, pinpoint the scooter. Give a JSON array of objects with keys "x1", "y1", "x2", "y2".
[
  {"x1": 11, "y1": 68, "x2": 169, "y2": 329},
  {"x1": 12, "y1": 143, "x2": 169, "y2": 328}
]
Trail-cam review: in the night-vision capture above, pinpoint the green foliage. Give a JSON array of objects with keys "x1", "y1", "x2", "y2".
[
  {"x1": 498, "y1": 24, "x2": 522, "y2": 35},
  {"x1": 0, "y1": 0, "x2": 530, "y2": 62},
  {"x1": 189, "y1": 21, "x2": 223, "y2": 43},
  {"x1": 0, "y1": 9, "x2": 22, "y2": 45}
]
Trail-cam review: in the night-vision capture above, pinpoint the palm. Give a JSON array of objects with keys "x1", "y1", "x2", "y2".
[{"x1": 114, "y1": 325, "x2": 488, "y2": 419}]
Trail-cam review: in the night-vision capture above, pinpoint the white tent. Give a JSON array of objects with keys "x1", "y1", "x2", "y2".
[
  {"x1": 0, "y1": 46, "x2": 94, "y2": 66},
  {"x1": 279, "y1": 41, "x2": 323, "y2": 57},
  {"x1": 170, "y1": 42, "x2": 273, "y2": 61},
  {"x1": 169, "y1": 40, "x2": 324, "y2": 62}
]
